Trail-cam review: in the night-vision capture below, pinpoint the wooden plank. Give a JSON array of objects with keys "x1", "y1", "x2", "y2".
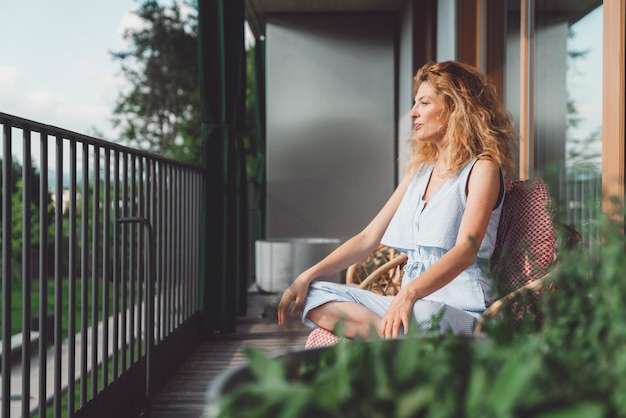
[{"x1": 148, "y1": 292, "x2": 311, "y2": 417}]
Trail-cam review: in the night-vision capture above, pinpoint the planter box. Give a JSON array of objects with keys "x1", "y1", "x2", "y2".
[{"x1": 255, "y1": 238, "x2": 341, "y2": 292}]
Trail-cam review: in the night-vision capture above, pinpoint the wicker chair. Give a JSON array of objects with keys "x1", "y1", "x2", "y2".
[
  {"x1": 305, "y1": 178, "x2": 574, "y2": 348},
  {"x1": 345, "y1": 245, "x2": 408, "y2": 296}
]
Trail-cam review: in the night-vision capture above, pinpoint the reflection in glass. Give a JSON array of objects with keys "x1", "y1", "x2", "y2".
[{"x1": 506, "y1": 0, "x2": 603, "y2": 247}]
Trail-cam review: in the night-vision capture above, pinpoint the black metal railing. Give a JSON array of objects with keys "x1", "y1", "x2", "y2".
[{"x1": 0, "y1": 112, "x2": 203, "y2": 418}]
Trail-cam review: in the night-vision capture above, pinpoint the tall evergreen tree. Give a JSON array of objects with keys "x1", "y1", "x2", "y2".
[{"x1": 111, "y1": 0, "x2": 201, "y2": 164}]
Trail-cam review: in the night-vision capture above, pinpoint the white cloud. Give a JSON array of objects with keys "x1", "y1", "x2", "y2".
[
  {"x1": 116, "y1": 10, "x2": 146, "y2": 41},
  {"x1": 55, "y1": 101, "x2": 110, "y2": 122},
  {"x1": 0, "y1": 65, "x2": 18, "y2": 87},
  {"x1": 26, "y1": 90, "x2": 64, "y2": 109},
  {"x1": 101, "y1": 70, "x2": 129, "y2": 94}
]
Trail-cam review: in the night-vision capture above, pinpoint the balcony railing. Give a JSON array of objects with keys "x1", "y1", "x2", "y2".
[{"x1": 1, "y1": 112, "x2": 203, "y2": 418}]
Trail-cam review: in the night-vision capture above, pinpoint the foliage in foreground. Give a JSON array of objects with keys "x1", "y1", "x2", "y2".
[{"x1": 216, "y1": 221, "x2": 626, "y2": 418}]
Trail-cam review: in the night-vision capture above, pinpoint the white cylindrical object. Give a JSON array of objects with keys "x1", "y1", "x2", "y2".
[{"x1": 255, "y1": 238, "x2": 341, "y2": 293}]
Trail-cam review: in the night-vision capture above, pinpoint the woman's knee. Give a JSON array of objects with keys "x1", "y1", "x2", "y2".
[
  {"x1": 306, "y1": 303, "x2": 336, "y2": 330},
  {"x1": 307, "y1": 302, "x2": 382, "y2": 338}
]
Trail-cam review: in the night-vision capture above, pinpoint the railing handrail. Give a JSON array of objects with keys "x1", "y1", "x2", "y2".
[{"x1": 0, "y1": 111, "x2": 204, "y2": 172}]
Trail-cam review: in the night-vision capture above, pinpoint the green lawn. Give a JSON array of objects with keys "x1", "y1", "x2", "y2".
[
  {"x1": 1, "y1": 277, "x2": 128, "y2": 339},
  {"x1": 3, "y1": 278, "x2": 144, "y2": 418}
]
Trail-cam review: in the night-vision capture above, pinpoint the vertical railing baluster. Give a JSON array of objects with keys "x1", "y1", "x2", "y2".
[
  {"x1": 54, "y1": 133, "x2": 64, "y2": 418},
  {"x1": 80, "y1": 141, "x2": 89, "y2": 407},
  {"x1": 168, "y1": 166, "x2": 174, "y2": 326},
  {"x1": 137, "y1": 157, "x2": 145, "y2": 359},
  {"x1": 145, "y1": 217, "x2": 155, "y2": 403},
  {"x1": 156, "y1": 162, "x2": 164, "y2": 342},
  {"x1": 121, "y1": 152, "x2": 128, "y2": 371},
  {"x1": 38, "y1": 130, "x2": 49, "y2": 417},
  {"x1": 102, "y1": 148, "x2": 111, "y2": 389},
  {"x1": 169, "y1": 165, "x2": 175, "y2": 331},
  {"x1": 129, "y1": 155, "x2": 136, "y2": 363},
  {"x1": 180, "y1": 170, "x2": 187, "y2": 320},
  {"x1": 175, "y1": 168, "x2": 182, "y2": 325},
  {"x1": 195, "y1": 174, "x2": 201, "y2": 311},
  {"x1": 166, "y1": 164, "x2": 173, "y2": 334},
  {"x1": 21, "y1": 128, "x2": 33, "y2": 418},
  {"x1": 1, "y1": 121, "x2": 12, "y2": 418},
  {"x1": 194, "y1": 173, "x2": 199, "y2": 311},
  {"x1": 190, "y1": 173, "x2": 195, "y2": 314},
  {"x1": 189, "y1": 173, "x2": 194, "y2": 314},
  {"x1": 146, "y1": 159, "x2": 153, "y2": 347},
  {"x1": 113, "y1": 150, "x2": 120, "y2": 379},
  {"x1": 150, "y1": 159, "x2": 156, "y2": 341},
  {"x1": 179, "y1": 169, "x2": 185, "y2": 320},
  {"x1": 68, "y1": 138, "x2": 78, "y2": 417},
  {"x1": 163, "y1": 162, "x2": 168, "y2": 337},
  {"x1": 182, "y1": 170, "x2": 189, "y2": 320},
  {"x1": 91, "y1": 145, "x2": 100, "y2": 398},
  {"x1": 190, "y1": 172, "x2": 195, "y2": 314},
  {"x1": 166, "y1": 165, "x2": 177, "y2": 328}
]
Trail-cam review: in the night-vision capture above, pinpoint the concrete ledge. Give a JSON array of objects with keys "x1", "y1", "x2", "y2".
[{"x1": 0, "y1": 331, "x2": 40, "y2": 371}]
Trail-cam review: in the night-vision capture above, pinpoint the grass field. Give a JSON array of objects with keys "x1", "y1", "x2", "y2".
[{"x1": 1, "y1": 277, "x2": 131, "y2": 338}]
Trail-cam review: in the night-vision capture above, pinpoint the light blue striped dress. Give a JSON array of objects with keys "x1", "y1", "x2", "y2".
[{"x1": 301, "y1": 157, "x2": 503, "y2": 335}]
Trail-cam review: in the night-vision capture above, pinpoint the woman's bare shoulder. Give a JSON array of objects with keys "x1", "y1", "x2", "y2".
[{"x1": 472, "y1": 156, "x2": 499, "y2": 176}]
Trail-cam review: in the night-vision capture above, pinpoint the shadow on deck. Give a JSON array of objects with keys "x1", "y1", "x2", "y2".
[{"x1": 147, "y1": 290, "x2": 311, "y2": 418}]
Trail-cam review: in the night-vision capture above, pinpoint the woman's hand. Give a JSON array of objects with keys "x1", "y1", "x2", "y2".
[
  {"x1": 277, "y1": 276, "x2": 310, "y2": 326},
  {"x1": 379, "y1": 288, "x2": 416, "y2": 338}
]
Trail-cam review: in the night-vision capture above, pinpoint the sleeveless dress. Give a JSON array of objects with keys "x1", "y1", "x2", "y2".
[{"x1": 301, "y1": 157, "x2": 503, "y2": 335}]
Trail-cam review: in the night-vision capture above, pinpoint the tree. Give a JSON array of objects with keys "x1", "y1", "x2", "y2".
[
  {"x1": 111, "y1": 0, "x2": 201, "y2": 164},
  {"x1": 111, "y1": 0, "x2": 260, "y2": 174},
  {"x1": 0, "y1": 157, "x2": 52, "y2": 281}
]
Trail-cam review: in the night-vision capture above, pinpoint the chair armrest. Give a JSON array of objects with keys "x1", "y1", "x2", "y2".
[
  {"x1": 359, "y1": 253, "x2": 408, "y2": 289},
  {"x1": 473, "y1": 270, "x2": 553, "y2": 334}
]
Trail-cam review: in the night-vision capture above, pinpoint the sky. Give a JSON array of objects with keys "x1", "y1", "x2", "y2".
[
  {"x1": 0, "y1": 0, "x2": 142, "y2": 141},
  {"x1": 566, "y1": 5, "x2": 603, "y2": 166}
]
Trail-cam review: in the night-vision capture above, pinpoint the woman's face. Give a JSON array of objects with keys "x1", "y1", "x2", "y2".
[{"x1": 410, "y1": 81, "x2": 446, "y2": 145}]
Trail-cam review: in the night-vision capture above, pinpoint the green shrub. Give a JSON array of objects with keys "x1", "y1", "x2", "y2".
[{"x1": 216, "y1": 219, "x2": 626, "y2": 418}]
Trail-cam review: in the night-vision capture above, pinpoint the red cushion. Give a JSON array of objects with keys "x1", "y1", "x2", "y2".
[{"x1": 304, "y1": 327, "x2": 342, "y2": 349}]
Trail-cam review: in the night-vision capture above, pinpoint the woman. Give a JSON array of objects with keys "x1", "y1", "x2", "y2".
[{"x1": 277, "y1": 61, "x2": 516, "y2": 339}]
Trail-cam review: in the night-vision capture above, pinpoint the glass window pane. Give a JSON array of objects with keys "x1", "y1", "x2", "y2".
[
  {"x1": 505, "y1": 0, "x2": 521, "y2": 175},
  {"x1": 535, "y1": 1, "x2": 603, "y2": 246}
]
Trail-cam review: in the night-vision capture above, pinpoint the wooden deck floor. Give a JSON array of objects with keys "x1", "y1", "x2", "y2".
[{"x1": 147, "y1": 291, "x2": 311, "y2": 418}]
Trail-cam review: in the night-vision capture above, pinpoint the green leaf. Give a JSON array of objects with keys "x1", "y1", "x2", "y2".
[
  {"x1": 245, "y1": 347, "x2": 286, "y2": 383},
  {"x1": 535, "y1": 402, "x2": 605, "y2": 418},
  {"x1": 369, "y1": 339, "x2": 392, "y2": 399},
  {"x1": 465, "y1": 364, "x2": 489, "y2": 414},
  {"x1": 396, "y1": 386, "x2": 434, "y2": 418},
  {"x1": 486, "y1": 349, "x2": 541, "y2": 416},
  {"x1": 312, "y1": 363, "x2": 352, "y2": 410}
]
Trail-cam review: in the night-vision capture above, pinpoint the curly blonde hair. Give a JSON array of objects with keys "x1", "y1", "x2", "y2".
[{"x1": 406, "y1": 61, "x2": 517, "y2": 177}]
